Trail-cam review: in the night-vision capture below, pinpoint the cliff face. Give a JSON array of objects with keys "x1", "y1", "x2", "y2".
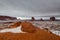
[{"x1": 0, "y1": 15, "x2": 17, "y2": 20}]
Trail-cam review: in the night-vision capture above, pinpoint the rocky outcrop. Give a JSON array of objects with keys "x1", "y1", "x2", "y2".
[
  {"x1": 40, "y1": 18, "x2": 44, "y2": 21},
  {"x1": 50, "y1": 17, "x2": 56, "y2": 21},
  {"x1": 10, "y1": 22, "x2": 21, "y2": 28},
  {"x1": 21, "y1": 21, "x2": 36, "y2": 33},
  {"x1": 31, "y1": 17, "x2": 35, "y2": 21},
  {"x1": 0, "y1": 15, "x2": 17, "y2": 20}
]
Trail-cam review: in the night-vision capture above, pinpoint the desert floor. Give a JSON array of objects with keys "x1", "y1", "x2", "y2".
[{"x1": 0, "y1": 28, "x2": 60, "y2": 40}]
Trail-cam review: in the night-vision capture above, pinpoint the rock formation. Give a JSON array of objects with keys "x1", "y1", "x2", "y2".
[
  {"x1": 21, "y1": 21, "x2": 36, "y2": 33},
  {"x1": 10, "y1": 22, "x2": 21, "y2": 28},
  {"x1": 40, "y1": 18, "x2": 44, "y2": 21},
  {"x1": 0, "y1": 15, "x2": 17, "y2": 20},
  {"x1": 31, "y1": 17, "x2": 35, "y2": 21},
  {"x1": 50, "y1": 17, "x2": 56, "y2": 21}
]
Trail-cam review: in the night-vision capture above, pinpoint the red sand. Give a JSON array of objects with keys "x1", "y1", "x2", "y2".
[
  {"x1": 0, "y1": 29, "x2": 60, "y2": 40},
  {"x1": 0, "y1": 21, "x2": 60, "y2": 40}
]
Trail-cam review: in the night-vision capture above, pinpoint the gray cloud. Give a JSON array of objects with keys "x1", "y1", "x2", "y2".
[{"x1": 0, "y1": 0, "x2": 60, "y2": 17}]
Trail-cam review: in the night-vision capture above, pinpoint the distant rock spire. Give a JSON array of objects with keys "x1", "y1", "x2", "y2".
[
  {"x1": 50, "y1": 17, "x2": 56, "y2": 21},
  {"x1": 31, "y1": 17, "x2": 35, "y2": 21},
  {"x1": 40, "y1": 18, "x2": 44, "y2": 21}
]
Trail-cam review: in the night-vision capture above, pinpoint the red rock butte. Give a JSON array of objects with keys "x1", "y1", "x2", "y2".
[
  {"x1": 40, "y1": 18, "x2": 44, "y2": 21},
  {"x1": 0, "y1": 15, "x2": 17, "y2": 20},
  {"x1": 50, "y1": 17, "x2": 56, "y2": 21},
  {"x1": 31, "y1": 17, "x2": 35, "y2": 21}
]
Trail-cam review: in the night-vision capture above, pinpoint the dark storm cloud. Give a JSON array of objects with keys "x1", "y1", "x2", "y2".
[{"x1": 0, "y1": 0, "x2": 60, "y2": 17}]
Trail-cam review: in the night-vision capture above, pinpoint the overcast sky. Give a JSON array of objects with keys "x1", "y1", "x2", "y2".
[{"x1": 0, "y1": 0, "x2": 60, "y2": 17}]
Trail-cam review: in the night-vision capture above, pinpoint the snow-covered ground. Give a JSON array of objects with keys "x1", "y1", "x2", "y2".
[
  {"x1": 0, "y1": 26, "x2": 26, "y2": 33},
  {"x1": 28, "y1": 21, "x2": 60, "y2": 36},
  {"x1": 0, "y1": 21, "x2": 60, "y2": 36}
]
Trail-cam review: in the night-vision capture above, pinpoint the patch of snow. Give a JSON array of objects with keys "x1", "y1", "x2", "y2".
[
  {"x1": 50, "y1": 30, "x2": 60, "y2": 36},
  {"x1": 0, "y1": 26, "x2": 26, "y2": 33}
]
